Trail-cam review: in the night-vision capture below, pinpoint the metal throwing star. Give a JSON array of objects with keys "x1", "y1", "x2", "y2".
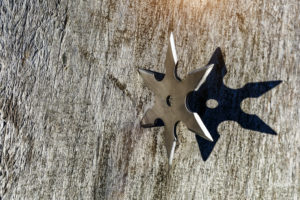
[{"x1": 139, "y1": 33, "x2": 214, "y2": 165}]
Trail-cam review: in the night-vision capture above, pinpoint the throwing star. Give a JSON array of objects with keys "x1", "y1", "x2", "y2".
[{"x1": 139, "y1": 33, "x2": 214, "y2": 165}]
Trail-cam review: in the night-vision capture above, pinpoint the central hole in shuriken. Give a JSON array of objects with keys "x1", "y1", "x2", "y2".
[{"x1": 166, "y1": 95, "x2": 172, "y2": 107}]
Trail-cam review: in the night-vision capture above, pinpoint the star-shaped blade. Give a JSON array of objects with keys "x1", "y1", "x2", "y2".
[{"x1": 139, "y1": 33, "x2": 214, "y2": 165}]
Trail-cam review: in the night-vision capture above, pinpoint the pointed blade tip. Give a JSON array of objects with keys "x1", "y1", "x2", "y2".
[
  {"x1": 138, "y1": 68, "x2": 146, "y2": 73},
  {"x1": 205, "y1": 64, "x2": 214, "y2": 76},
  {"x1": 193, "y1": 113, "x2": 214, "y2": 142},
  {"x1": 206, "y1": 134, "x2": 214, "y2": 142},
  {"x1": 169, "y1": 32, "x2": 178, "y2": 64},
  {"x1": 168, "y1": 140, "x2": 176, "y2": 166},
  {"x1": 138, "y1": 68, "x2": 155, "y2": 79},
  {"x1": 207, "y1": 63, "x2": 214, "y2": 69}
]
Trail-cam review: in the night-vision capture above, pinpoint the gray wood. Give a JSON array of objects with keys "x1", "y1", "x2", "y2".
[{"x1": 0, "y1": 0, "x2": 299, "y2": 199}]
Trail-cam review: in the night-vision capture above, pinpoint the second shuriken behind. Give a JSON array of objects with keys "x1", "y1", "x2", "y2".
[{"x1": 138, "y1": 33, "x2": 214, "y2": 165}]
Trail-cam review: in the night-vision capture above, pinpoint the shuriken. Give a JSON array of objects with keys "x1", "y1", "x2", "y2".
[{"x1": 139, "y1": 33, "x2": 214, "y2": 165}]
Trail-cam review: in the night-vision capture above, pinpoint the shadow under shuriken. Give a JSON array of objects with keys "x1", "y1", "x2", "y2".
[{"x1": 186, "y1": 47, "x2": 282, "y2": 161}]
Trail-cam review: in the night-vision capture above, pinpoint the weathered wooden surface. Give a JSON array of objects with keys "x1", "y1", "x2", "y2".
[{"x1": 0, "y1": 0, "x2": 299, "y2": 199}]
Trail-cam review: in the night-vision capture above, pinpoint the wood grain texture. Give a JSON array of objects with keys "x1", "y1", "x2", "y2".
[{"x1": 0, "y1": 0, "x2": 299, "y2": 199}]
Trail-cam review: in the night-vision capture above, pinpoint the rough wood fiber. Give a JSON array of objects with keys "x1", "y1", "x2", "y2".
[{"x1": 0, "y1": 0, "x2": 299, "y2": 199}]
